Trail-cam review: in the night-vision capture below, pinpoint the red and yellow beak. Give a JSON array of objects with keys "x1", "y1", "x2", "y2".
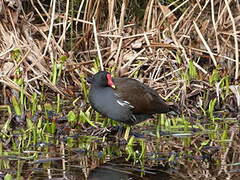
[{"x1": 106, "y1": 73, "x2": 116, "y2": 89}]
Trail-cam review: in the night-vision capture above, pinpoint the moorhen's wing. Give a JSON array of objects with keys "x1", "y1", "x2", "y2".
[{"x1": 113, "y1": 78, "x2": 171, "y2": 114}]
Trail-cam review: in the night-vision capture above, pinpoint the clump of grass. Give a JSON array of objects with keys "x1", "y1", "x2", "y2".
[{"x1": 51, "y1": 56, "x2": 68, "y2": 85}]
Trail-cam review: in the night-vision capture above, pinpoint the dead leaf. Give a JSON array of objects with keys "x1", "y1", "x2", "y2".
[
  {"x1": 1, "y1": 61, "x2": 14, "y2": 75},
  {"x1": 159, "y1": 5, "x2": 176, "y2": 24}
]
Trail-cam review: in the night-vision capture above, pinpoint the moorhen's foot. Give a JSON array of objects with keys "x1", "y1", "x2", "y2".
[
  {"x1": 90, "y1": 127, "x2": 111, "y2": 136},
  {"x1": 105, "y1": 126, "x2": 125, "y2": 136},
  {"x1": 82, "y1": 126, "x2": 106, "y2": 136},
  {"x1": 129, "y1": 131, "x2": 145, "y2": 138},
  {"x1": 82, "y1": 126, "x2": 125, "y2": 137},
  {"x1": 92, "y1": 126, "x2": 126, "y2": 137}
]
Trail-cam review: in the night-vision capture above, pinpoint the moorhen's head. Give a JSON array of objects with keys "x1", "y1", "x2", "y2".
[{"x1": 87, "y1": 71, "x2": 115, "y2": 88}]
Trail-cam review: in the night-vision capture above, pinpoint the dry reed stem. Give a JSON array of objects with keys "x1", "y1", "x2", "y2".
[
  {"x1": 76, "y1": 0, "x2": 86, "y2": 26},
  {"x1": 0, "y1": 0, "x2": 239, "y2": 117},
  {"x1": 173, "y1": 5, "x2": 191, "y2": 32},
  {"x1": 146, "y1": 0, "x2": 154, "y2": 31},
  {"x1": 115, "y1": 37, "x2": 123, "y2": 69},
  {"x1": 193, "y1": 21, "x2": 218, "y2": 67},
  {"x1": 187, "y1": 46, "x2": 237, "y2": 63},
  {"x1": 58, "y1": 0, "x2": 69, "y2": 48},
  {"x1": 29, "y1": 0, "x2": 48, "y2": 32},
  {"x1": 43, "y1": 0, "x2": 56, "y2": 56},
  {"x1": 58, "y1": 14, "x2": 93, "y2": 25},
  {"x1": 144, "y1": 33, "x2": 153, "y2": 53},
  {"x1": 223, "y1": 0, "x2": 239, "y2": 80},
  {"x1": 122, "y1": 48, "x2": 146, "y2": 70},
  {"x1": 118, "y1": 0, "x2": 127, "y2": 34},
  {"x1": 211, "y1": 0, "x2": 220, "y2": 53},
  {"x1": 0, "y1": 76, "x2": 31, "y2": 98},
  {"x1": 165, "y1": 0, "x2": 189, "y2": 18},
  {"x1": 127, "y1": 60, "x2": 148, "y2": 77},
  {"x1": 92, "y1": 18, "x2": 103, "y2": 71}
]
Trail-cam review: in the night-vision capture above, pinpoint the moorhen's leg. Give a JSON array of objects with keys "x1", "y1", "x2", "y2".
[{"x1": 88, "y1": 125, "x2": 125, "y2": 137}]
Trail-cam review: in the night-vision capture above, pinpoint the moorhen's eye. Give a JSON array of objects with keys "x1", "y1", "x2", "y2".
[{"x1": 88, "y1": 71, "x2": 178, "y2": 126}]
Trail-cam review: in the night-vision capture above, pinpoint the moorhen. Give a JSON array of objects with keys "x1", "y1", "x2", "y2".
[{"x1": 88, "y1": 71, "x2": 177, "y2": 125}]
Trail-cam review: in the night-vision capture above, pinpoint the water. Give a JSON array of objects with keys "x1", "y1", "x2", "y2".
[{"x1": 1, "y1": 122, "x2": 240, "y2": 180}]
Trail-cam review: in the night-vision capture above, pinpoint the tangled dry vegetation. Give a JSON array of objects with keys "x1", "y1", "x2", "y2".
[{"x1": 0, "y1": 0, "x2": 239, "y2": 121}]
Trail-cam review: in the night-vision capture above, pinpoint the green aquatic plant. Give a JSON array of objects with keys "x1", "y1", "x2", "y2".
[
  {"x1": 56, "y1": 94, "x2": 61, "y2": 113},
  {"x1": 11, "y1": 96, "x2": 22, "y2": 116},
  {"x1": 51, "y1": 61, "x2": 58, "y2": 85},
  {"x1": 79, "y1": 108, "x2": 96, "y2": 127},
  {"x1": 51, "y1": 56, "x2": 67, "y2": 85},
  {"x1": 11, "y1": 48, "x2": 21, "y2": 62},
  {"x1": 43, "y1": 103, "x2": 56, "y2": 134},
  {"x1": 188, "y1": 60, "x2": 198, "y2": 79},
  {"x1": 156, "y1": 114, "x2": 166, "y2": 138},
  {"x1": 139, "y1": 139, "x2": 146, "y2": 159},
  {"x1": 124, "y1": 126, "x2": 131, "y2": 140},
  {"x1": 80, "y1": 74, "x2": 88, "y2": 101},
  {"x1": 67, "y1": 110, "x2": 77, "y2": 125},
  {"x1": 209, "y1": 69, "x2": 220, "y2": 86},
  {"x1": 11, "y1": 48, "x2": 26, "y2": 110},
  {"x1": 176, "y1": 53, "x2": 182, "y2": 64},
  {"x1": 4, "y1": 173, "x2": 13, "y2": 180},
  {"x1": 91, "y1": 58, "x2": 101, "y2": 73},
  {"x1": 30, "y1": 93, "x2": 38, "y2": 115},
  {"x1": 1, "y1": 106, "x2": 12, "y2": 134},
  {"x1": 126, "y1": 136, "x2": 135, "y2": 160},
  {"x1": 218, "y1": 76, "x2": 230, "y2": 100},
  {"x1": 208, "y1": 98, "x2": 217, "y2": 121}
]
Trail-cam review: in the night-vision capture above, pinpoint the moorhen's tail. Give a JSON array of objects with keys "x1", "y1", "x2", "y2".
[{"x1": 167, "y1": 103, "x2": 181, "y2": 115}]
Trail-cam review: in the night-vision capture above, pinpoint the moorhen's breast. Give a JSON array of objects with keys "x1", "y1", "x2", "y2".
[{"x1": 89, "y1": 86, "x2": 137, "y2": 124}]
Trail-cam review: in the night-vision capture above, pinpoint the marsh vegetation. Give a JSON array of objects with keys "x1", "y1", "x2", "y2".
[{"x1": 0, "y1": 0, "x2": 239, "y2": 179}]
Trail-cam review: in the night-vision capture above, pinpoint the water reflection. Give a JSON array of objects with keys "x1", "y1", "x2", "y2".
[
  {"x1": 88, "y1": 159, "x2": 173, "y2": 180},
  {"x1": 1, "y1": 126, "x2": 240, "y2": 180}
]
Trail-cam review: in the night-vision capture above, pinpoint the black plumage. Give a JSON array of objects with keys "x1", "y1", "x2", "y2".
[{"x1": 88, "y1": 71, "x2": 177, "y2": 125}]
